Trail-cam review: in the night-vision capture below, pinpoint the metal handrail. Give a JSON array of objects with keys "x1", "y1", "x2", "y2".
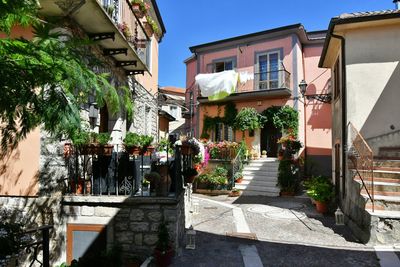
[
  {"x1": 254, "y1": 69, "x2": 291, "y2": 90},
  {"x1": 231, "y1": 147, "x2": 245, "y2": 189},
  {"x1": 348, "y1": 122, "x2": 374, "y2": 212}
]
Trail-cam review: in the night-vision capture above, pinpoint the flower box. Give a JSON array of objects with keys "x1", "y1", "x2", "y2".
[{"x1": 131, "y1": 3, "x2": 145, "y2": 18}]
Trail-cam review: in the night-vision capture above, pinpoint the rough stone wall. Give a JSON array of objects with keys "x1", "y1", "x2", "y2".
[
  {"x1": 63, "y1": 194, "x2": 186, "y2": 262},
  {"x1": 131, "y1": 79, "x2": 158, "y2": 139}
]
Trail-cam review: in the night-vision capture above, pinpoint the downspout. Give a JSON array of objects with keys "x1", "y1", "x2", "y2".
[{"x1": 331, "y1": 33, "x2": 346, "y2": 199}]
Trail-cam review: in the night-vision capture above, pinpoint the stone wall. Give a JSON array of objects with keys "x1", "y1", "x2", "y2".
[{"x1": 62, "y1": 194, "x2": 186, "y2": 263}]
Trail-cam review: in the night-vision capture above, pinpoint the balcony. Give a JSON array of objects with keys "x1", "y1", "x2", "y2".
[
  {"x1": 39, "y1": 0, "x2": 150, "y2": 73},
  {"x1": 197, "y1": 67, "x2": 292, "y2": 103}
]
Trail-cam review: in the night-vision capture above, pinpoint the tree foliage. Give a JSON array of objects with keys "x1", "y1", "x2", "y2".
[
  {"x1": 234, "y1": 107, "x2": 263, "y2": 132},
  {"x1": 0, "y1": 1, "x2": 133, "y2": 152}
]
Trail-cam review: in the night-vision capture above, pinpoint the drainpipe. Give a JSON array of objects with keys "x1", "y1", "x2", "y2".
[{"x1": 331, "y1": 33, "x2": 346, "y2": 200}]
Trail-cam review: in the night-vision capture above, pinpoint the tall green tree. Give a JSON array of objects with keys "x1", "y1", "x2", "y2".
[{"x1": 0, "y1": 0, "x2": 133, "y2": 152}]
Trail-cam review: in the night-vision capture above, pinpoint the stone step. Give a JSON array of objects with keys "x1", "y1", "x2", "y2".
[
  {"x1": 241, "y1": 190, "x2": 280, "y2": 197},
  {"x1": 374, "y1": 160, "x2": 400, "y2": 168},
  {"x1": 249, "y1": 158, "x2": 278, "y2": 163},
  {"x1": 243, "y1": 166, "x2": 279, "y2": 172},
  {"x1": 362, "y1": 189, "x2": 400, "y2": 197},
  {"x1": 365, "y1": 196, "x2": 400, "y2": 211},
  {"x1": 248, "y1": 162, "x2": 279, "y2": 167},
  {"x1": 355, "y1": 179, "x2": 400, "y2": 192},
  {"x1": 242, "y1": 175, "x2": 277, "y2": 182},
  {"x1": 236, "y1": 180, "x2": 277, "y2": 187},
  {"x1": 353, "y1": 169, "x2": 400, "y2": 179},
  {"x1": 239, "y1": 185, "x2": 280, "y2": 193},
  {"x1": 243, "y1": 170, "x2": 278, "y2": 176}
]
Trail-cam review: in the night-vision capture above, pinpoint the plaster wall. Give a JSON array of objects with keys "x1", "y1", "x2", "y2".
[{"x1": 345, "y1": 24, "x2": 400, "y2": 146}]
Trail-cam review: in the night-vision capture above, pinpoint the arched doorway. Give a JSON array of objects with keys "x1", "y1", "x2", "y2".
[{"x1": 260, "y1": 122, "x2": 281, "y2": 157}]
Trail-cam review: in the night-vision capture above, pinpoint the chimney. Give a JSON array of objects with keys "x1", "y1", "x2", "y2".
[{"x1": 394, "y1": 0, "x2": 400, "y2": 10}]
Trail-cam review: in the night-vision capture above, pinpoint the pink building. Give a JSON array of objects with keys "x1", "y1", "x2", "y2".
[{"x1": 185, "y1": 24, "x2": 332, "y2": 175}]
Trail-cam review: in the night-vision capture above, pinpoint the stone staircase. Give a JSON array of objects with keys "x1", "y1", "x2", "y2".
[
  {"x1": 359, "y1": 147, "x2": 400, "y2": 214},
  {"x1": 235, "y1": 158, "x2": 280, "y2": 197}
]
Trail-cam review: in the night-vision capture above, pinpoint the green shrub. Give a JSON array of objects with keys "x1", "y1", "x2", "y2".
[
  {"x1": 306, "y1": 176, "x2": 334, "y2": 202},
  {"x1": 97, "y1": 133, "x2": 112, "y2": 145},
  {"x1": 277, "y1": 159, "x2": 299, "y2": 192},
  {"x1": 123, "y1": 132, "x2": 140, "y2": 147}
]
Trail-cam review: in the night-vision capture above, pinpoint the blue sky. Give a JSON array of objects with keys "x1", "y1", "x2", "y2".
[{"x1": 157, "y1": 0, "x2": 391, "y2": 88}]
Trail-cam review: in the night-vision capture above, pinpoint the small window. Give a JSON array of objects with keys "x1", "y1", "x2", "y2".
[
  {"x1": 214, "y1": 59, "x2": 234, "y2": 72},
  {"x1": 67, "y1": 224, "x2": 106, "y2": 264}
]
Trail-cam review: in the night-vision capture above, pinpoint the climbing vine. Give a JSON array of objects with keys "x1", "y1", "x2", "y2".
[
  {"x1": 201, "y1": 102, "x2": 238, "y2": 138},
  {"x1": 261, "y1": 105, "x2": 299, "y2": 136}
]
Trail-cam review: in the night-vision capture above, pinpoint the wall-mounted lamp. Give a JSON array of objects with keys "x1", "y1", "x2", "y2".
[
  {"x1": 88, "y1": 104, "x2": 98, "y2": 128},
  {"x1": 299, "y1": 79, "x2": 332, "y2": 103}
]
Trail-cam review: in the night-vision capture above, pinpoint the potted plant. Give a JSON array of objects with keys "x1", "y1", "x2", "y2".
[
  {"x1": 96, "y1": 132, "x2": 113, "y2": 155},
  {"x1": 130, "y1": 0, "x2": 148, "y2": 18},
  {"x1": 71, "y1": 129, "x2": 92, "y2": 154},
  {"x1": 144, "y1": 15, "x2": 160, "y2": 37},
  {"x1": 118, "y1": 22, "x2": 131, "y2": 38},
  {"x1": 233, "y1": 172, "x2": 243, "y2": 183},
  {"x1": 234, "y1": 107, "x2": 264, "y2": 139},
  {"x1": 261, "y1": 150, "x2": 267, "y2": 158},
  {"x1": 154, "y1": 222, "x2": 174, "y2": 267},
  {"x1": 123, "y1": 132, "x2": 141, "y2": 155},
  {"x1": 183, "y1": 168, "x2": 198, "y2": 184},
  {"x1": 229, "y1": 187, "x2": 240, "y2": 197},
  {"x1": 140, "y1": 135, "x2": 154, "y2": 155},
  {"x1": 142, "y1": 178, "x2": 150, "y2": 196},
  {"x1": 306, "y1": 176, "x2": 334, "y2": 213}
]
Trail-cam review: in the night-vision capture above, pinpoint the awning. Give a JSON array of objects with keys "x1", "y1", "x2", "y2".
[{"x1": 39, "y1": 0, "x2": 149, "y2": 73}]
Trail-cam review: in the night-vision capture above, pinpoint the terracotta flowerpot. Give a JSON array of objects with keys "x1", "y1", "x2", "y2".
[
  {"x1": 71, "y1": 179, "x2": 84, "y2": 194},
  {"x1": 131, "y1": 3, "x2": 144, "y2": 18},
  {"x1": 143, "y1": 146, "x2": 155, "y2": 156},
  {"x1": 98, "y1": 144, "x2": 113, "y2": 156},
  {"x1": 315, "y1": 201, "x2": 328, "y2": 213},
  {"x1": 229, "y1": 191, "x2": 240, "y2": 197},
  {"x1": 278, "y1": 155, "x2": 283, "y2": 160},
  {"x1": 127, "y1": 146, "x2": 141, "y2": 155},
  {"x1": 144, "y1": 22, "x2": 154, "y2": 37},
  {"x1": 235, "y1": 177, "x2": 243, "y2": 184},
  {"x1": 154, "y1": 247, "x2": 174, "y2": 267}
]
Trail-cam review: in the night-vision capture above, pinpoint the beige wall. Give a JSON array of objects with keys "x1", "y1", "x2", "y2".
[
  {"x1": 345, "y1": 24, "x2": 400, "y2": 142},
  {"x1": 0, "y1": 128, "x2": 40, "y2": 196}
]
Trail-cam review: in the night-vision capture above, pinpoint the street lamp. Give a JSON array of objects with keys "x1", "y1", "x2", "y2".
[{"x1": 299, "y1": 79, "x2": 332, "y2": 103}]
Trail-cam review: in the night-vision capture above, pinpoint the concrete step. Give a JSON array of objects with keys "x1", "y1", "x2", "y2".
[
  {"x1": 236, "y1": 180, "x2": 277, "y2": 187},
  {"x1": 243, "y1": 166, "x2": 279, "y2": 172},
  {"x1": 365, "y1": 195, "x2": 400, "y2": 211},
  {"x1": 243, "y1": 170, "x2": 278, "y2": 176},
  {"x1": 242, "y1": 175, "x2": 277, "y2": 182},
  {"x1": 249, "y1": 158, "x2": 278, "y2": 163},
  {"x1": 353, "y1": 169, "x2": 400, "y2": 179},
  {"x1": 241, "y1": 190, "x2": 280, "y2": 197},
  {"x1": 355, "y1": 179, "x2": 400, "y2": 192},
  {"x1": 362, "y1": 189, "x2": 400, "y2": 197},
  {"x1": 374, "y1": 160, "x2": 400, "y2": 168},
  {"x1": 248, "y1": 162, "x2": 279, "y2": 168}
]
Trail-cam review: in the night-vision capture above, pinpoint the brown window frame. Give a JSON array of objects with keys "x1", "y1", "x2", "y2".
[{"x1": 66, "y1": 224, "x2": 106, "y2": 264}]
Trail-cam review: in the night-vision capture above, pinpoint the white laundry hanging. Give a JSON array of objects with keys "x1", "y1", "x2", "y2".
[{"x1": 195, "y1": 70, "x2": 239, "y2": 101}]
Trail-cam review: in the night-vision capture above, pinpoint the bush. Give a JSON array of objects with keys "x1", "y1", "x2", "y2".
[
  {"x1": 306, "y1": 176, "x2": 334, "y2": 202},
  {"x1": 197, "y1": 166, "x2": 228, "y2": 189},
  {"x1": 277, "y1": 159, "x2": 299, "y2": 192},
  {"x1": 123, "y1": 132, "x2": 140, "y2": 147}
]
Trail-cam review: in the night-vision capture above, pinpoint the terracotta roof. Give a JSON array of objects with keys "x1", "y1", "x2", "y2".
[{"x1": 159, "y1": 86, "x2": 185, "y2": 96}]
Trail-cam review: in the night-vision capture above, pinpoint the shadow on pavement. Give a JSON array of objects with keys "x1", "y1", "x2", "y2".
[{"x1": 171, "y1": 230, "x2": 378, "y2": 267}]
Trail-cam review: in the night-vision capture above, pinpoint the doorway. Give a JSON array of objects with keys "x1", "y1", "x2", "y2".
[{"x1": 260, "y1": 123, "x2": 281, "y2": 157}]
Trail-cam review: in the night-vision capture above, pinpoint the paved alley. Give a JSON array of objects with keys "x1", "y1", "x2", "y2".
[{"x1": 170, "y1": 194, "x2": 383, "y2": 267}]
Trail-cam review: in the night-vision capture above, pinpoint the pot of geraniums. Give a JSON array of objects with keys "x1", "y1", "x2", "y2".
[
  {"x1": 154, "y1": 222, "x2": 174, "y2": 267},
  {"x1": 118, "y1": 21, "x2": 131, "y2": 38},
  {"x1": 234, "y1": 172, "x2": 243, "y2": 184},
  {"x1": 261, "y1": 150, "x2": 267, "y2": 158},
  {"x1": 123, "y1": 132, "x2": 141, "y2": 155},
  {"x1": 183, "y1": 167, "x2": 198, "y2": 184},
  {"x1": 306, "y1": 176, "x2": 334, "y2": 213}
]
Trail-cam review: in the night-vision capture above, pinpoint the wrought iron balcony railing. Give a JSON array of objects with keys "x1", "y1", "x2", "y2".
[{"x1": 254, "y1": 69, "x2": 291, "y2": 91}]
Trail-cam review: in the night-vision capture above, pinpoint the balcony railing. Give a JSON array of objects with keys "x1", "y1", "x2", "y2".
[
  {"x1": 65, "y1": 145, "x2": 185, "y2": 198},
  {"x1": 101, "y1": 0, "x2": 151, "y2": 67},
  {"x1": 254, "y1": 70, "x2": 291, "y2": 91}
]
